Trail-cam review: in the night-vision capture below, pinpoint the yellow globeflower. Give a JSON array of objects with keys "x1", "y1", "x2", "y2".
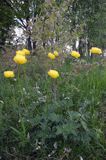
[
  {"x1": 22, "y1": 48, "x2": 30, "y2": 55},
  {"x1": 48, "y1": 70, "x2": 59, "y2": 79},
  {"x1": 54, "y1": 51, "x2": 59, "y2": 57},
  {"x1": 16, "y1": 50, "x2": 25, "y2": 56},
  {"x1": 13, "y1": 55, "x2": 27, "y2": 64},
  {"x1": 48, "y1": 52, "x2": 55, "y2": 60},
  {"x1": 70, "y1": 51, "x2": 80, "y2": 58},
  {"x1": 90, "y1": 47, "x2": 102, "y2": 54},
  {"x1": 4, "y1": 71, "x2": 15, "y2": 78}
]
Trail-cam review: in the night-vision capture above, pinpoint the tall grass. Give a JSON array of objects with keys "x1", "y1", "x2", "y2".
[{"x1": 0, "y1": 57, "x2": 106, "y2": 159}]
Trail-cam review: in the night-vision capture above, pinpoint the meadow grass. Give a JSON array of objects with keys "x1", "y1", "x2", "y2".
[{"x1": 0, "y1": 56, "x2": 106, "y2": 159}]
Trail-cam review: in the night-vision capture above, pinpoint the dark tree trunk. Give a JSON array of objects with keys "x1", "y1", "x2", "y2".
[
  {"x1": 78, "y1": 37, "x2": 86, "y2": 57},
  {"x1": 33, "y1": 41, "x2": 36, "y2": 50},
  {"x1": 72, "y1": 40, "x2": 77, "y2": 50},
  {"x1": 87, "y1": 39, "x2": 91, "y2": 57},
  {"x1": 27, "y1": 36, "x2": 32, "y2": 50},
  {"x1": 43, "y1": 42, "x2": 46, "y2": 49},
  {"x1": 25, "y1": 0, "x2": 32, "y2": 51},
  {"x1": 32, "y1": 41, "x2": 37, "y2": 55}
]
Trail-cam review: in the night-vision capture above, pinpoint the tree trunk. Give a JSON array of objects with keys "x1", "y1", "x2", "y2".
[
  {"x1": 78, "y1": 37, "x2": 86, "y2": 57},
  {"x1": 33, "y1": 41, "x2": 36, "y2": 50},
  {"x1": 27, "y1": 36, "x2": 32, "y2": 51},
  {"x1": 72, "y1": 40, "x2": 77, "y2": 50}
]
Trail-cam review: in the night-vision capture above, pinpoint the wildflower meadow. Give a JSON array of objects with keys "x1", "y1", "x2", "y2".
[
  {"x1": 0, "y1": 47, "x2": 106, "y2": 160},
  {"x1": 0, "y1": 0, "x2": 106, "y2": 160}
]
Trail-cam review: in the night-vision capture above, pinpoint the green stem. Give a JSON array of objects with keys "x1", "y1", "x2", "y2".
[
  {"x1": 18, "y1": 65, "x2": 20, "y2": 82},
  {"x1": 52, "y1": 79, "x2": 57, "y2": 103}
]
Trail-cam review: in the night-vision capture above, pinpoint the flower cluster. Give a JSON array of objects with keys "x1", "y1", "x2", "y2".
[
  {"x1": 47, "y1": 46, "x2": 102, "y2": 79},
  {"x1": 13, "y1": 48, "x2": 30, "y2": 64},
  {"x1": 48, "y1": 50, "x2": 59, "y2": 60},
  {"x1": 4, "y1": 46, "x2": 102, "y2": 80},
  {"x1": 47, "y1": 50, "x2": 59, "y2": 79},
  {"x1": 16, "y1": 49, "x2": 30, "y2": 56},
  {"x1": 4, "y1": 48, "x2": 30, "y2": 78},
  {"x1": 48, "y1": 53, "x2": 55, "y2": 60}
]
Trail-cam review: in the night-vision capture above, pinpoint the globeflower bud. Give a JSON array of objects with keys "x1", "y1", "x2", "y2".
[
  {"x1": 4, "y1": 71, "x2": 15, "y2": 78},
  {"x1": 48, "y1": 70, "x2": 59, "y2": 79},
  {"x1": 16, "y1": 50, "x2": 26, "y2": 56},
  {"x1": 48, "y1": 53, "x2": 56, "y2": 60},
  {"x1": 22, "y1": 49, "x2": 30, "y2": 55},
  {"x1": 54, "y1": 51, "x2": 59, "y2": 57},
  {"x1": 13, "y1": 55, "x2": 27, "y2": 64},
  {"x1": 90, "y1": 47, "x2": 102, "y2": 54},
  {"x1": 70, "y1": 51, "x2": 80, "y2": 58}
]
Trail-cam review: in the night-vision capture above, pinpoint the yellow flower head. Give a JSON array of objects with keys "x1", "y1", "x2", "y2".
[
  {"x1": 48, "y1": 70, "x2": 59, "y2": 79},
  {"x1": 4, "y1": 71, "x2": 15, "y2": 78},
  {"x1": 90, "y1": 47, "x2": 102, "y2": 54},
  {"x1": 22, "y1": 48, "x2": 30, "y2": 55},
  {"x1": 16, "y1": 50, "x2": 25, "y2": 56},
  {"x1": 48, "y1": 52, "x2": 55, "y2": 60},
  {"x1": 13, "y1": 55, "x2": 27, "y2": 64},
  {"x1": 54, "y1": 51, "x2": 59, "y2": 57},
  {"x1": 70, "y1": 51, "x2": 80, "y2": 58}
]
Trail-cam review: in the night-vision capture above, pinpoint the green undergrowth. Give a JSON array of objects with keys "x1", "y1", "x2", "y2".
[{"x1": 0, "y1": 57, "x2": 106, "y2": 160}]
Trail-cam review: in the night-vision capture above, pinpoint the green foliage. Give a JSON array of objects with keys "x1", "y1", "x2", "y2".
[
  {"x1": 0, "y1": 1, "x2": 14, "y2": 45},
  {"x1": 1, "y1": 0, "x2": 105, "y2": 54},
  {"x1": 87, "y1": 0, "x2": 106, "y2": 48},
  {"x1": 0, "y1": 57, "x2": 106, "y2": 159}
]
